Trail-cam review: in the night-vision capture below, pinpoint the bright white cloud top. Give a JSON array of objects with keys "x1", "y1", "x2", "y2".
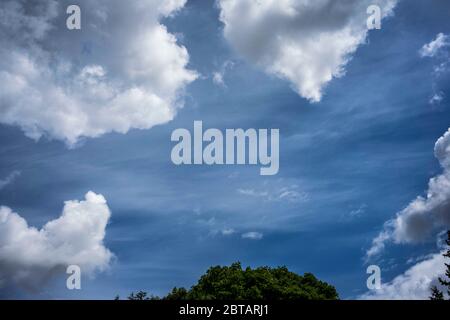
[
  {"x1": 0, "y1": 0, "x2": 197, "y2": 146},
  {"x1": 218, "y1": 0, "x2": 397, "y2": 102},
  {"x1": 0, "y1": 191, "x2": 113, "y2": 288}
]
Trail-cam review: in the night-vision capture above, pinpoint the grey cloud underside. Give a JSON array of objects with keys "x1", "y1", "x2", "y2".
[{"x1": 367, "y1": 128, "x2": 450, "y2": 257}]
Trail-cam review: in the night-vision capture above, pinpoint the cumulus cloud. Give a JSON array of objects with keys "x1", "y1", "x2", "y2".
[
  {"x1": 0, "y1": 191, "x2": 113, "y2": 289},
  {"x1": 218, "y1": 0, "x2": 397, "y2": 102},
  {"x1": 0, "y1": 171, "x2": 20, "y2": 190},
  {"x1": 367, "y1": 128, "x2": 450, "y2": 258},
  {"x1": 0, "y1": 0, "x2": 197, "y2": 146},
  {"x1": 242, "y1": 231, "x2": 263, "y2": 240},
  {"x1": 360, "y1": 251, "x2": 446, "y2": 299},
  {"x1": 419, "y1": 33, "x2": 449, "y2": 58}
]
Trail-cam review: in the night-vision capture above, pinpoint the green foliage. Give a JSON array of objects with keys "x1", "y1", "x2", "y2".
[
  {"x1": 165, "y1": 287, "x2": 189, "y2": 300},
  {"x1": 162, "y1": 262, "x2": 338, "y2": 300}
]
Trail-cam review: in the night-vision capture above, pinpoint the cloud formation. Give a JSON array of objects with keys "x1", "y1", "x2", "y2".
[
  {"x1": 367, "y1": 128, "x2": 450, "y2": 258},
  {"x1": 360, "y1": 251, "x2": 446, "y2": 300},
  {"x1": 212, "y1": 60, "x2": 234, "y2": 87},
  {"x1": 419, "y1": 33, "x2": 450, "y2": 105},
  {"x1": 419, "y1": 33, "x2": 449, "y2": 58},
  {"x1": 0, "y1": 0, "x2": 197, "y2": 146},
  {"x1": 237, "y1": 183, "x2": 308, "y2": 204},
  {"x1": 218, "y1": 0, "x2": 397, "y2": 102},
  {"x1": 242, "y1": 231, "x2": 263, "y2": 240},
  {"x1": 0, "y1": 171, "x2": 20, "y2": 190},
  {"x1": 0, "y1": 191, "x2": 113, "y2": 289}
]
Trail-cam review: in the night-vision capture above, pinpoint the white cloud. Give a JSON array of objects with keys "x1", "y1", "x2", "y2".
[
  {"x1": 419, "y1": 33, "x2": 450, "y2": 105},
  {"x1": 349, "y1": 204, "x2": 367, "y2": 218},
  {"x1": 0, "y1": 171, "x2": 20, "y2": 190},
  {"x1": 366, "y1": 230, "x2": 391, "y2": 259},
  {"x1": 429, "y1": 92, "x2": 444, "y2": 105},
  {"x1": 237, "y1": 188, "x2": 269, "y2": 198},
  {"x1": 0, "y1": 0, "x2": 197, "y2": 146},
  {"x1": 360, "y1": 251, "x2": 446, "y2": 299},
  {"x1": 237, "y1": 184, "x2": 308, "y2": 203},
  {"x1": 218, "y1": 0, "x2": 397, "y2": 102},
  {"x1": 212, "y1": 72, "x2": 225, "y2": 87},
  {"x1": 367, "y1": 128, "x2": 450, "y2": 258},
  {"x1": 221, "y1": 228, "x2": 235, "y2": 236},
  {"x1": 0, "y1": 191, "x2": 113, "y2": 289},
  {"x1": 419, "y1": 33, "x2": 449, "y2": 58},
  {"x1": 242, "y1": 231, "x2": 263, "y2": 240},
  {"x1": 212, "y1": 60, "x2": 234, "y2": 87}
]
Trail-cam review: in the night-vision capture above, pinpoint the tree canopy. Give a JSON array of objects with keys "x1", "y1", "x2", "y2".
[{"x1": 126, "y1": 262, "x2": 338, "y2": 300}]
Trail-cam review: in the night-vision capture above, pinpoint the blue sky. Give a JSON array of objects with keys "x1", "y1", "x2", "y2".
[{"x1": 0, "y1": 0, "x2": 450, "y2": 299}]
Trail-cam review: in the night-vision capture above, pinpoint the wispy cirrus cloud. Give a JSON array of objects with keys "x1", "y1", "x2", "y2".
[
  {"x1": 0, "y1": 171, "x2": 20, "y2": 190},
  {"x1": 241, "y1": 231, "x2": 263, "y2": 240},
  {"x1": 237, "y1": 183, "x2": 308, "y2": 204}
]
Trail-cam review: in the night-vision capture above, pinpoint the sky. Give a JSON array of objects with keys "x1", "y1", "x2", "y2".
[{"x1": 0, "y1": 0, "x2": 450, "y2": 299}]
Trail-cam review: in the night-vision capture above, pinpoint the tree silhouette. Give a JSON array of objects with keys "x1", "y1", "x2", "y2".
[
  {"x1": 127, "y1": 290, "x2": 159, "y2": 300},
  {"x1": 430, "y1": 286, "x2": 444, "y2": 300},
  {"x1": 430, "y1": 230, "x2": 450, "y2": 300}
]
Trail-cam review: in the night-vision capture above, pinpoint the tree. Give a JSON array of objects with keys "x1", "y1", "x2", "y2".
[
  {"x1": 430, "y1": 286, "x2": 444, "y2": 300},
  {"x1": 165, "y1": 287, "x2": 189, "y2": 300},
  {"x1": 127, "y1": 290, "x2": 159, "y2": 300},
  {"x1": 126, "y1": 262, "x2": 338, "y2": 300},
  {"x1": 438, "y1": 231, "x2": 450, "y2": 296},
  {"x1": 430, "y1": 230, "x2": 450, "y2": 300}
]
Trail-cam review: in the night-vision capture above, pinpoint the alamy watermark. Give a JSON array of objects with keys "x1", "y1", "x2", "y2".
[
  {"x1": 64, "y1": 4, "x2": 381, "y2": 31},
  {"x1": 367, "y1": 5, "x2": 382, "y2": 30},
  {"x1": 366, "y1": 265, "x2": 381, "y2": 290},
  {"x1": 66, "y1": 5, "x2": 81, "y2": 30},
  {"x1": 171, "y1": 121, "x2": 279, "y2": 175},
  {"x1": 66, "y1": 265, "x2": 81, "y2": 290}
]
